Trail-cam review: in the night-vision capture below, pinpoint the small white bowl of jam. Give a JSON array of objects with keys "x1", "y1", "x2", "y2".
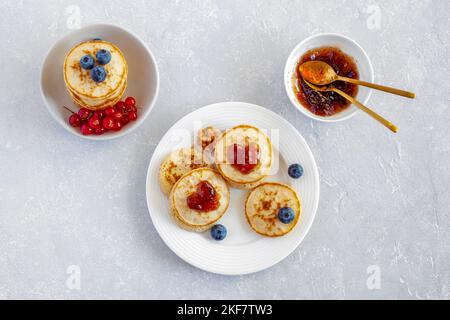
[{"x1": 284, "y1": 33, "x2": 374, "y2": 122}]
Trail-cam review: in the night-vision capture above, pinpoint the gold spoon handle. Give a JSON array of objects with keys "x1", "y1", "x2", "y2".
[
  {"x1": 340, "y1": 77, "x2": 415, "y2": 99},
  {"x1": 333, "y1": 88, "x2": 398, "y2": 133}
]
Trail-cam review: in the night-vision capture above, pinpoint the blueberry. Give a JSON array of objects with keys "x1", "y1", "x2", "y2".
[
  {"x1": 90, "y1": 66, "x2": 107, "y2": 83},
  {"x1": 211, "y1": 224, "x2": 227, "y2": 241},
  {"x1": 93, "y1": 38, "x2": 102, "y2": 41},
  {"x1": 79, "y1": 55, "x2": 95, "y2": 70},
  {"x1": 278, "y1": 207, "x2": 295, "y2": 224},
  {"x1": 96, "y1": 49, "x2": 111, "y2": 65},
  {"x1": 288, "y1": 163, "x2": 304, "y2": 179}
]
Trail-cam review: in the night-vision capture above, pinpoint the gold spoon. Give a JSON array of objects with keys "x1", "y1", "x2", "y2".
[
  {"x1": 304, "y1": 80, "x2": 398, "y2": 133},
  {"x1": 299, "y1": 61, "x2": 415, "y2": 99}
]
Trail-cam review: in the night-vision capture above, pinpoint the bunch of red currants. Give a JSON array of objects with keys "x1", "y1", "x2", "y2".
[{"x1": 68, "y1": 97, "x2": 138, "y2": 136}]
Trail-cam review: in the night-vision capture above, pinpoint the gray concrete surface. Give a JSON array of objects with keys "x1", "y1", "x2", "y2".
[{"x1": 0, "y1": 0, "x2": 449, "y2": 299}]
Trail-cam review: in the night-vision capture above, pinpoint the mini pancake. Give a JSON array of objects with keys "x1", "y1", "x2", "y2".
[
  {"x1": 245, "y1": 182, "x2": 301, "y2": 237},
  {"x1": 196, "y1": 126, "x2": 222, "y2": 151},
  {"x1": 214, "y1": 125, "x2": 272, "y2": 189},
  {"x1": 159, "y1": 148, "x2": 211, "y2": 195},
  {"x1": 170, "y1": 168, "x2": 230, "y2": 232},
  {"x1": 64, "y1": 40, "x2": 128, "y2": 110},
  {"x1": 195, "y1": 126, "x2": 222, "y2": 166}
]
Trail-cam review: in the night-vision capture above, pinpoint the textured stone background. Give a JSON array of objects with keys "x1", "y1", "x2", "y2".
[{"x1": 0, "y1": 0, "x2": 449, "y2": 299}]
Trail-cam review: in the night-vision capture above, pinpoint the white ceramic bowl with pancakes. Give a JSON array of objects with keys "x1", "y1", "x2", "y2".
[{"x1": 41, "y1": 24, "x2": 159, "y2": 140}]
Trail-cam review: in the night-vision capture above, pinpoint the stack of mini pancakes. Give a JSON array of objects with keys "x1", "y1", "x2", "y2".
[{"x1": 63, "y1": 40, "x2": 128, "y2": 111}]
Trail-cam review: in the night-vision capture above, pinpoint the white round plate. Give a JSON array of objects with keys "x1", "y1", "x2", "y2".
[
  {"x1": 146, "y1": 102, "x2": 320, "y2": 275},
  {"x1": 40, "y1": 24, "x2": 159, "y2": 140}
]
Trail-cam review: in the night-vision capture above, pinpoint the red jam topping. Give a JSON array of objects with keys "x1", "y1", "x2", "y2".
[
  {"x1": 227, "y1": 143, "x2": 260, "y2": 175},
  {"x1": 293, "y1": 46, "x2": 359, "y2": 116},
  {"x1": 187, "y1": 181, "x2": 219, "y2": 212}
]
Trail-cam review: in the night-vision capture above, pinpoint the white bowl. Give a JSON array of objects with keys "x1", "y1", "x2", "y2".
[
  {"x1": 284, "y1": 33, "x2": 374, "y2": 122},
  {"x1": 40, "y1": 24, "x2": 159, "y2": 140}
]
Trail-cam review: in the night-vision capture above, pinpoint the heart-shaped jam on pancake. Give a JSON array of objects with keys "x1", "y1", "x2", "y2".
[
  {"x1": 187, "y1": 181, "x2": 219, "y2": 212},
  {"x1": 227, "y1": 143, "x2": 260, "y2": 175}
]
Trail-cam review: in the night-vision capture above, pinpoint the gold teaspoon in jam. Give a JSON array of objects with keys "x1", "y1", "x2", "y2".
[
  {"x1": 299, "y1": 61, "x2": 415, "y2": 99},
  {"x1": 304, "y1": 80, "x2": 398, "y2": 133}
]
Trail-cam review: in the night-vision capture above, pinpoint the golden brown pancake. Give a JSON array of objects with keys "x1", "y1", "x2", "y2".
[
  {"x1": 159, "y1": 148, "x2": 212, "y2": 195},
  {"x1": 169, "y1": 168, "x2": 230, "y2": 232},
  {"x1": 214, "y1": 125, "x2": 272, "y2": 189},
  {"x1": 245, "y1": 182, "x2": 301, "y2": 237}
]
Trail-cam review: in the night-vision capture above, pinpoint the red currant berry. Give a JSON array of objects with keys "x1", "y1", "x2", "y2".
[
  {"x1": 121, "y1": 116, "x2": 130, "y2": 125},
  {"x1": 94, "y1": 110, "x2": 105, "y2": 119},
  {"x1": 104, "y1": 107, "x2": 115, "y2": 117},
  {"x1": 102, "y1": 117, "x2": 115, "y2": 130},
  {"x1": 125, "y1": 97, "x2": 136, "y2": 108},
  {"x1": 81, "y1": 123, "x2": 93, "y2": 135},
  {"x1": 88, "y1": 116, "x2": 101, "y2": 129},
  {"x1": 94, "y1": 127, "x2": 106, "y2": 135},
  {"x1": 78, "y1": 108, "x2": 91, "y2": 120},
  {"x1": 128, "y1": 111, "x2": 138, "y2": 121},
  {"x1": 114, "y1": 101, "x2": 126, "y2": 113},
  {"x1": 69, "y1": 114, "x2": 81, "y2": 127},
  {"x1": 112, "y1": 120, "x2": 123, "y2": 132},
  {"x1": 113, "y1": 111, "x2": 123, "y2": 121}
]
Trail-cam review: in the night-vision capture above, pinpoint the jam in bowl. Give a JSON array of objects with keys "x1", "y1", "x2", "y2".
[
  {"x1": 284, "y1": 33, "x2": 374, "y2": 122},
  {"x1": 293, "y1": 46, "x2": 359, "y2": 117}
]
